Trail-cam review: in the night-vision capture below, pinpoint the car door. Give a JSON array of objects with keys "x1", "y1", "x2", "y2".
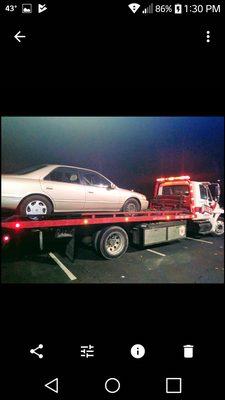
[
  {"x1": 40, "y1": 167, "x2": 85, "y2": 212},
  {"x1": 79, "y1": 169, "x2": 121, "y2": 211}
]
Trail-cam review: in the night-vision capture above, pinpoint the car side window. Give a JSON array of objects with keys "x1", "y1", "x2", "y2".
[
  {"x1": 80, "y1": 170, "x2": 110, "y2": 187},
  {"x1": 44, "y1": 167, "x2": 81, "y2": 184}
]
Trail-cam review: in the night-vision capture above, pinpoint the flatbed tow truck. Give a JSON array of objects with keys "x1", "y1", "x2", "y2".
[{"x1": 2, "y1": 176, "x2": 224, "y2": 260}]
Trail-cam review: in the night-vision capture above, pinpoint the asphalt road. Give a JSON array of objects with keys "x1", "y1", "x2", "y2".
[{"x1": 1, "y1": 233, "x2": 224, "y2": 284}]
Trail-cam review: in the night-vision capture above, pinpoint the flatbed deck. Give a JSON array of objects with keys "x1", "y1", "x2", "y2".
[{"x1": 2, "y1": 209, "x2": 193, "y2": 230}]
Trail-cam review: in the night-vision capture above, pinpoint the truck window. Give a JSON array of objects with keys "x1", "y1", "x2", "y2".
[
  {"x1": 199, "y1": 185, "x2": 208, "y2": 200},
  {"x1": 161, "y1": 185, "x2": 190, "y2": 196}
]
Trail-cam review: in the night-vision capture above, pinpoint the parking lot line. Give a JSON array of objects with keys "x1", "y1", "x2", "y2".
[
  {"x1": 49, "y1": 252, "x2": 77, "y2": 281},
  {"x1": 185, "y1": 237, "x2": 214, "y2": 244},
  {"x1": 146, "y1": 249, "x2": 166, "y2": 257}
]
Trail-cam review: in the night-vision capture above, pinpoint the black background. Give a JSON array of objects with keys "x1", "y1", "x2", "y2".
[
  {"x1": 0, "y1": 1, "x2": 224, "y2": 398},
  {"x1": 0, "y1": 1, "x2": 224, "y2": 90}
]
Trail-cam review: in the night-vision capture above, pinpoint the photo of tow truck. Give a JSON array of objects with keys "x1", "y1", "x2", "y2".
[{"x1": 1, "y1": 116, "x2": 224, "y2": 283}]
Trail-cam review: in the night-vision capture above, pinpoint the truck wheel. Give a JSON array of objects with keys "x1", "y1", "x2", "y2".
[
  {"x1": 122, "y1": 198, "x2": 141, "y2": 212},
  {"x1": 212, "y1": 217, "x2": 224, "y2": 236},
  {"x1": 19, "y1": 195, "x2": 53, "y2": 220},
  {"x1": 96, "y1": 226, "x2": 129, "y2": 259}
]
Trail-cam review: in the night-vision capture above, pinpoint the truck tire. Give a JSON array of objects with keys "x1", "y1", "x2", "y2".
[
  {"x1": 212, "y1": 217, "x2": 224, "y2": 236},
  {"x1": 93, "y1": 230, "x2": 102, "y2": 253},
  {"x1": 19, "y1": 195, "x2": 53, "y2": 220},
  {"x1": 122, "y1": 198, "x2": 141, "y2": 212},
  {"x1": 96, "y1": 226, "x2": 129, "y2": 259}
]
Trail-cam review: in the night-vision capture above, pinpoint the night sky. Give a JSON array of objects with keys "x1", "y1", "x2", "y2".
[{"x1": 1, "y1": 117, "x2": 224, "y2": 199}]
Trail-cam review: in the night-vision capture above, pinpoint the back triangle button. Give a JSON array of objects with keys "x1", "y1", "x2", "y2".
[{"x1": 44, "y1": 378, "x2": 58, "y2": 393}]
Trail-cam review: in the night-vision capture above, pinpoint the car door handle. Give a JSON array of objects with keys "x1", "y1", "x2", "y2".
[
  {"x1": 88, "y1": 191, "x2": 94, "y2": 194},
  {"x1": 45, "y1": 187, "x2": 53, "y2": 190}
]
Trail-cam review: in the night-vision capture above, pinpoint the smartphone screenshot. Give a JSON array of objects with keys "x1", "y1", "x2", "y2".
[{"x1": 1, "y1": 1, "x2": 224, "y2": 398}]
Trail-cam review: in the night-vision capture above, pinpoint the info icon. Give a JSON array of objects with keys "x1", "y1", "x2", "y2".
[{"x1": 130, "y1": 344, "x2": 145, "y2": 359}]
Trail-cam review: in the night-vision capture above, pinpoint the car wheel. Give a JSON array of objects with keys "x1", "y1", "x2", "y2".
[
  {"x1": 122, "y1": 198, "x2": 141, "y2": 212},
  {"x1": 19, "y1": 195, "x2": 53, "y2": 220},
  {"x1": 96, "y1": 226, "x2": 129, "y2": 259}
]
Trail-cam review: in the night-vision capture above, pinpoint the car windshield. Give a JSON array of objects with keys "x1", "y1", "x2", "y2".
[{"x1": 8, "y1": 165, "x2": 48, "y2": 175}]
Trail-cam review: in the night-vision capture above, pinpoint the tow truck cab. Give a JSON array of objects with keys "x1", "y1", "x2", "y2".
[{"x1": 152, "y1": 176, "x2": 224, "y2": 236}]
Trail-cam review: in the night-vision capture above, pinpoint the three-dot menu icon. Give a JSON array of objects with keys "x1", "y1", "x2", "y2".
[{"x1": 206, "y1": 30, "x2": 211, "y2": 43}]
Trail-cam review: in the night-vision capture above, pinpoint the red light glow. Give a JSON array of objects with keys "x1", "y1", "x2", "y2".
[
  {"x1": 156, "y1": 178, "x2": 166, "y2": 182},
  {"x1": 3, "y1": 235, "x2": 10, "y2": 243},
  {"x1": 157, "y1": 175, "x2": 190, "y2": 182},
  {"x1": 15, "y1": 223, "x2": 21, "y2": 228}
]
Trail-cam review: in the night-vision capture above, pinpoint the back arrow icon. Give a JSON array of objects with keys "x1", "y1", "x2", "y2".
[
  {"x1": 44, "y1": 378, "x2": 58, "y2": 393},
  {"x1": 14, "y1": 31, "x2": 26, "y2": 42}
]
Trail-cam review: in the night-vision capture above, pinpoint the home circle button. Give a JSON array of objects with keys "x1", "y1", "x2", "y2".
[{"x1": 105, "y1": 377, "x2": 121, "y2": 394}]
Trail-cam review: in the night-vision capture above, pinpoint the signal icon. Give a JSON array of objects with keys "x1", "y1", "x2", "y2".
[
  {"x1": 128, "y1": 3, "x2": 141, "y2": 13},
  {"x1": 142, "y1": 3, "x2": 154, "y2": 14}
]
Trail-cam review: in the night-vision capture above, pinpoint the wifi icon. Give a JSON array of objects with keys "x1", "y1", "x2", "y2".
[{"x1": 128, "y1": 3, "x2": 141, "y2": 13}]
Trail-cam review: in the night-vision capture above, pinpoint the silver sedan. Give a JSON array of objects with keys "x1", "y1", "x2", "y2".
[{"x1": 1, "y1": 164, "x2": 149, "y2": 217}]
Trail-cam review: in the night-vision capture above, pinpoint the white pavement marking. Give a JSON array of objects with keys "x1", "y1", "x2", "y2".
[
  {"x1": 49, "y1": 252, "x2": 77, "y2": 281},
  {"x1": 146, "y1": 249, "x2": 166, "y2": 257},
  {"x1": 185, "y1": 237, "x2": 214, "y2": 244}
]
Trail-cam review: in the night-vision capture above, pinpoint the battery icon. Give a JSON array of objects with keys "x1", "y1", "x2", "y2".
[{"x1": 174, "y1": 4, "x2": 182, "y2": 14}]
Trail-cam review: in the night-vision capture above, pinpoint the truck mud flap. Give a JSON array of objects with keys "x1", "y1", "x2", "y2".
[{"x1": 65, "y1": 228, "x2": 79, "y2": 262}]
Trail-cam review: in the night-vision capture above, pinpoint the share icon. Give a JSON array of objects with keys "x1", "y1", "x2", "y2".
[{"x1": 30, "y1": 344, "x2": 44, "y2": 358}]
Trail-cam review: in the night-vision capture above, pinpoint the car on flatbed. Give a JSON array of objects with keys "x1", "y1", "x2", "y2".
[{"x1": 1, "y1": 164, "x2": 149, "y2": 217}]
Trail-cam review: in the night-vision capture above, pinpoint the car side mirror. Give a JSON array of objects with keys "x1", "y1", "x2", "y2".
[{"x1": 109, "y1": 183, "x2": 116, "y2": 190}]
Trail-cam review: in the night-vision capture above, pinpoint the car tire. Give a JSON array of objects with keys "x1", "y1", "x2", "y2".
[
  {"x1": 96, "y1": 225, "x2": 129, "y2": 259},
  {"x1": 19, "y1": 195, "x2": 53, "y2": 220},
  {"x1": 122, "y1": 198, "x2": 141, "y2": 212}
]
